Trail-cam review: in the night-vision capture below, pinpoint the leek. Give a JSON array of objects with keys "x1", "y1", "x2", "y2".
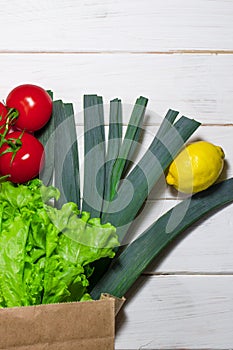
[
  {"x1": 91, "y1": 177, "x2": 233, "y2": 299},
  {"x1": 82, "y1": 95, "x2": 106, "y2": 218},
  {"x1": 36, "y1": 91, "x2": 55, "y2": 187},
  {"x1": 53, "y1": 100, "x2": 80, "y2": 208},
  {"x1": 106, "y1": 96, "x2": 148, "y2": 202},
  {"x1": 103, "y1": 98, "x2": 122, "y2": 207}
]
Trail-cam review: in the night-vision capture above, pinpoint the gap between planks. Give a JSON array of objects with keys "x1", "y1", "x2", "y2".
[
  {"x1": 0, "y1": 50, "x2": 233, "y2": 55},
  {"x1": 75, "y1": 123, "x2": 233, "y2": 127},
  {"x1": 142, "y1": 271, "x2": 233, "y2": 276}
]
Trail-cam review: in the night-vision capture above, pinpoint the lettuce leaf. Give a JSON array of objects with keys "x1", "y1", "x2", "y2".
[
  {"x1": 0, "y1": 179, "x2": 118, "y2": 307},
  {"x1": 42, "y1": 203, "x2": 119, "y2": 304},
  {"x1": 0, "y1": 214, "x2": 30, "y2": 307}
]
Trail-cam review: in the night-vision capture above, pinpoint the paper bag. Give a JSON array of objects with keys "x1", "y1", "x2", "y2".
[{"x1": 0, "y1": 298, "x2": 116, "y2": 350}]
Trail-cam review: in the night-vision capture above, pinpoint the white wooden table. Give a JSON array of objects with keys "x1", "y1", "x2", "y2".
[{"x1": 0, "y1": 1, "x2": 233, "y2": 348}]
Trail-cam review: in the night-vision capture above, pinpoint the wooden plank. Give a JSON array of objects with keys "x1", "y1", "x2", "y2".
[
  {"x1": 0, "y1": 0, "x2": 233, "y2": 51},
  {"x1": 115, "y1": 275, "x2": 233, "y2": 349},
  {"x1": 0, "y1": 53, "x2": 233, "y2": 124}
]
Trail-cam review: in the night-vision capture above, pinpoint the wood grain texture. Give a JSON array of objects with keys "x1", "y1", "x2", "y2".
[
  {"x1": 115, "y1": 275, "x2": 233, "y2": 349},
  {"x1": 0, "y1": 53, "x2": 233, "y2": 123},
  {"x1": 0, "y1": 0, "x2": 233, "y2": 52}
]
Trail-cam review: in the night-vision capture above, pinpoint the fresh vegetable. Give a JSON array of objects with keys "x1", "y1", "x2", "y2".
[
  {"x1": 0, "y1": 84, "x2": 53, "y2": 184},
  {"x1": 0, "y1": 131, "x2": 45, "y2": 183},
  {"x1": 0, "y1": 102, "x2": 8, "y2": 135},
  {"x1": 1, "y1": 91, "x2": 232, "y2": 308},
  {"x1": 82, "y1": 95, "x2": 106, "y2": 218},
  {"x1": 52, "y1": 100, "x2": 80, "y2": 209},
  {"x1": 0, "y1": 179, "x2": 118, "y2": 308},
  {"x1": 6, "y1": 84, "x2": 52, "y2": 132},
  {"x1": 166, "y1": 141, "x2": 225, "y2": 193},
  {"x1": 103, "y1": 98, "x2": 122, "y2": 209}
]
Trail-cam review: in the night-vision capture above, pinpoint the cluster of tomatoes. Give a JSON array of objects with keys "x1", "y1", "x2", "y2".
[{"x1": 0, "y1": 84, "x2": 52, "y2": 183}]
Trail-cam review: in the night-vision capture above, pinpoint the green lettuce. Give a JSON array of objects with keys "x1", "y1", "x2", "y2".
[{"x1": 0, "y1": 179, "x2": 118, "y2": 308}]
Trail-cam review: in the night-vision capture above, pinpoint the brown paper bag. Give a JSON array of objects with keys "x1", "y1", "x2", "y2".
[
  {"x1": 100, "y1": 293, "x2": 126, "y2": 316},
  {"x1": 0, "y1": 298, "x2": 118, "y2": 350}
]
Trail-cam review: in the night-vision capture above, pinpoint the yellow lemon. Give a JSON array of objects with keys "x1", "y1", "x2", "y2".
[{"x1": 166, "y1": 141, "x2": 225, "y2": 193}]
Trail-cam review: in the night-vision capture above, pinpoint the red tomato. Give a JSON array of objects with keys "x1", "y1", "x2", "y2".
[
  {"x1": 0, "y1": 102, "x2": 8, "y2": 134},
  {"x1": 0, "y1": 131, "x2": 45, "y2": 183},
  {"x1": 6, "y1": 84, "x2": 52, "y2": 132}
]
